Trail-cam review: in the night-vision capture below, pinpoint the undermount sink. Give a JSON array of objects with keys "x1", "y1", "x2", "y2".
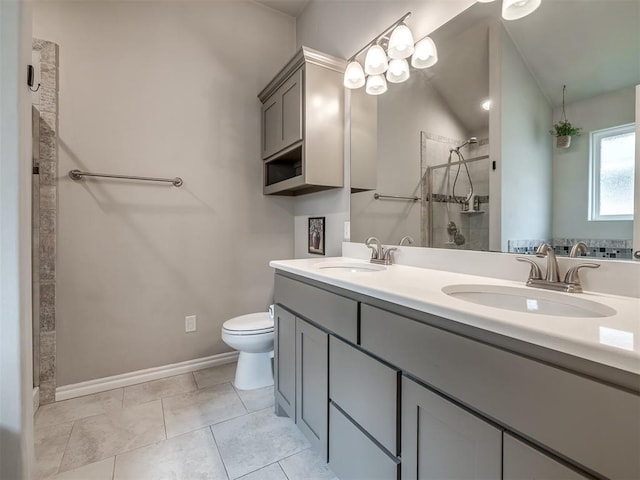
[
  {"x1": 314, "y1": 262, "x2": 386, "y2": 273},
  {"x1": 442, "y1": 284, "x2": 616, "y2": 318}
]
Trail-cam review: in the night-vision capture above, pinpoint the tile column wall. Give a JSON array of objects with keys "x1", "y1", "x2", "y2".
[{"x1": 32, "y1": 38, "x2": 59, "y2": 404}]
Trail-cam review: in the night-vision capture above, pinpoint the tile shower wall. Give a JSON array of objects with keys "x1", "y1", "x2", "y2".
[
  {"x1": 421, "y1": 132, "x2": 490, "y2": 250},
  {"x1": 508, "y1": 238, "x2": 633, "y2": 260},
  {"x1": 32, "y1": 38, "x2": 59, "y2": 405}
]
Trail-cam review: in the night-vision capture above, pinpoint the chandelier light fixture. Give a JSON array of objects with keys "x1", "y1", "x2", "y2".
[{"x1": 344, "y1": 12, "x2": 440, "y2": 96}]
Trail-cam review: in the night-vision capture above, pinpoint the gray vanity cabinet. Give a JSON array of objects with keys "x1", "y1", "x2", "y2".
[
  {"x1": 295, "y1": 317, "x2": 329, "y2": 460},
  {"x1": 329, "y1": 403, "x2": 400, "y2": 480},
  {"x1": 402, "y1": 376, "x2": 502, "y2": 480},
  {"x1": 274, "y1": 305, "x2": 296, "y2": 419},
  {"x1": 503, "y1": 434, "x2": 587, "y2": 480},
  {"x1": 273, "y1": 273, "x2": 639, "y2": 480},
  {"x1": 329, "y1": 336, "x2": 399, "y2": 455}
]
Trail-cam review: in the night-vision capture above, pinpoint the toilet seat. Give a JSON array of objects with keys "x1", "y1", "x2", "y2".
[{"x1": 222, "y1": 312, "x2": 273, "y2": 336}]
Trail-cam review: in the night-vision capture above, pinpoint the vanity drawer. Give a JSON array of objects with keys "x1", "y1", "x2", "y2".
[
  {"x1": 274, "y1": 274, "x2": 358, "y2": 342},
  {"x1": 329, "y1": 336, "x2": 398, "y2": 455},
  {"x1": 328, "y1": 403, "x2": 399, "y2": 480},
  {"x1": 360, "y1": 304, "x2": 640, "y2": 480}
]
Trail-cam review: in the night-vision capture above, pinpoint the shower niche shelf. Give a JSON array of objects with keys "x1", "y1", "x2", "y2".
[
  {"x1": 461, "y1": 210, "x2": 485, "y2": 215},
  {"x1": 259, "y1": 47, "x2": 346, "y2": 196}
]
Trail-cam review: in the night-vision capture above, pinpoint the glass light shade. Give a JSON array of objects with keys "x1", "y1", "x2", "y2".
[
  {"x1": 502, "y1": 0, "x2": 542, "y2": 20},
  {"x1": 365, "y1": 74, "x2": 388, "y2": 96},
  {"x1": 476, "y1": 0, "x2": 496, "y2": 2},
  {"x1": 364, "y1": 44, "x2": 389, "y2": 75},
  {"x1": 411, "y1": 37, "x2": 438, "y2": 69},
  {"x1": 387, "y1": 24, "x2": 415, "y2": 59},
  {"x1": 386, "y1": 58, "x2": 410, "y2": 83},
  {"x1": 343, "y1": 61, "x2": 366, "y2": 89}
]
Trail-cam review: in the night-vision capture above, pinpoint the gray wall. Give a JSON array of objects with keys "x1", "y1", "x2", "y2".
[
  {"x1": 33, "y1": 1, "x2": 296, "y2": 386},
  {"x1": 0, "y1": 0, "x2": 34, "y2": 477},
  {"x1": 293, "y1": 0, "x2": 476, "y2": 256},
  {"x1": 553, "y1": 86, "x2": 635, "y2": 240},
  {"x1": 495, "y1": 24, "x2": 553, "y2": 251}
]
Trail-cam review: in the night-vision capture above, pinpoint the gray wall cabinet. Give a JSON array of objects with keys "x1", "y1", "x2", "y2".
[
  {"x1": 402, "y1": 376, "x2": 502, "y2": 480},
  {"x1": 295, "y1": 317, "x2": 329, "y2": 460},
  {"x1": 261, "y1": 68, "x2": 302, "y2": 160},
  {"x1": 259, "y1": 47, "x2": 346, "y2": 196},
  {"x1": 273, "y1": 272, "x2": 639, "y2": 480}
]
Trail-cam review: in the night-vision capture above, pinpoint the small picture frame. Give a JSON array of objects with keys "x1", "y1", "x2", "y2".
[{"x1": 308, "y1": 217, "x2": 325, "y2": 255}]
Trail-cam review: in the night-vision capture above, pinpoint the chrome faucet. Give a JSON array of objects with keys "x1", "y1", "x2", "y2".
[
  {"x1": 516, "y1": 242, "x2": 600, "y2": 293},
  {"x1": 399, "y1": 236, "x2": 414, "y2": 246},
  {"x1": 365, "y1": 237, "x2": 397, "y2": 265},
  {"x1": 535, "y1": 244, "x2": 560, "y2": 283}
]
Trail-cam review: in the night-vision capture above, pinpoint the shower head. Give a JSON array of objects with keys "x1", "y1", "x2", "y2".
[{"x1": 455, "y1": 137, "x2": 478, "y2": 151}]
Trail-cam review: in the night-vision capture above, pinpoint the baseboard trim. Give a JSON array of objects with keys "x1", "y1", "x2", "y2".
[{"x1": 55, "y1": 351, "x2": 239, "y2": 402}]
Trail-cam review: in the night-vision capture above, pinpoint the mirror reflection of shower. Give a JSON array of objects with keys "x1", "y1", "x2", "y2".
[
  {"x1": 422, "y1": 132, "x2": 491, "y2": 251},
  {"x1": 444, "y1": 137, "x2": 478, "y2": 246}
]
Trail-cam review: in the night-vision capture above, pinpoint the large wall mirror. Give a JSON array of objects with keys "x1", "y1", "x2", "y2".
[{"x1": 349, "y1": 0, "x2": 639, "y2": 261}]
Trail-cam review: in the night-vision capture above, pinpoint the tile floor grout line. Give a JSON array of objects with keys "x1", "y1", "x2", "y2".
[
  {"x1": 231, "y1": 383, "x2": 250, "y2": 412},
  {"x1": 276, "y1": 461, "x2": 292, "y2": 480},
  {"x1": 160, "y1": 397, "x2": 168, "y2": 440},
  {"x1": 110, "y1": 456, "x2": 116, "y2": 480},
  {"x1": 54, "y1": 419, "x2": 77, "y2": 476},
  {"x1": 209, "y1": 425, "x2": 231, "y2": 480},
  {"x1": 235, "y1": 459, "x2": 284, "y2": 479}
]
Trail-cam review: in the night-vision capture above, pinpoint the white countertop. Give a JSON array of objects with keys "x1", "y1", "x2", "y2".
[{"x1": 270, "y1": 257, "x2": 640, "y2": 376}]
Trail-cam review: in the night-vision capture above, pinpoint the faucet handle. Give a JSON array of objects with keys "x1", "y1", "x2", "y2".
[
  {"x1": 569, "y1": 241, "x2": 589, "y2": 258},
  {"x1": 399, "y1": 236, "x2": 414, "y2": 246},
  {"x1": 516, "y1": 256, "x2": 542, "y2": 280},
  {"x1": 364, "y1": 237, "x2": 381, "y2": 260},
  {"x1": 564, "y1": 263, "x2": 600, "y2": 286},
  {"x1": 383, "y1": 247, "x2": 397, "y2": 264}
]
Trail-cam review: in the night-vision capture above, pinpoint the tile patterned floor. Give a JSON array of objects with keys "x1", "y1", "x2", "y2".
[{"x1": 34, "y1": 363, "x2": 338, "y2": 480}]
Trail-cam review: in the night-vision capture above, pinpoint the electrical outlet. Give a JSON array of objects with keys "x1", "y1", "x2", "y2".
[
  {"x1": 344, "y1": 221, "x2": 351, "y2": 241},
  {"x1": 185, "y1": 315, "x2": 197, "y2": 332}
]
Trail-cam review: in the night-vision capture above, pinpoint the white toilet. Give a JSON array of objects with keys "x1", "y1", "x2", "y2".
[{"x1": 221, "y1": 311, "x2": 274, "y2": 390}]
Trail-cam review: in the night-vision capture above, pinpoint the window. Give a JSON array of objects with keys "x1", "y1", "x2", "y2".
[{"x1": 589, "y1": 124, "x2": 636, "y2": 221}]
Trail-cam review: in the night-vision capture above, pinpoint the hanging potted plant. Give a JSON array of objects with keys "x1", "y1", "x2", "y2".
[{"x1": 550, "y1": 85, "x2": 581, "y2": 148}]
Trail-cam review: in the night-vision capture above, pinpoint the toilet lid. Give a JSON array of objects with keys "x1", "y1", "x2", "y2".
[{"x1": 223, "y1": 312, "x2": 273, "y2": 333}]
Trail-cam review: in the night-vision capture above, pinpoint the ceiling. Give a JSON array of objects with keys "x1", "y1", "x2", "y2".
[
  {"x1": 254, "y1": 0, "x2": 310, "y2": 17},
  {"x1": 422, "y1": 0, "x2": 640, "y2": 135}
]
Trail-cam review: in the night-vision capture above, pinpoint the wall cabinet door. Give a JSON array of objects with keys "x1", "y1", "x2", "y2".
[
  {"x1": 261, "y1": 68, "x2": 302, "y2": 160},
  {"x1": 402, "y1": 376, "x2": 502, "y2": 480},
  {"x1": 274, "y1": 305, "x2": 295, "y2": 419},
  {"x1": 503, "y1": 434, "x2": 588, "y2": 480},
  {"x1": 296, "y1": 318, "x2": 328, "y2": 460}
]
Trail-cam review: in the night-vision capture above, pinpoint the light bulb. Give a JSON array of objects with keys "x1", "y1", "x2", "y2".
[
  {"x1": 387, "y1": 24, "x2": 415, "y2": 59},
  {"x1": 482, "y1": 99, "x2": 491, "y2": 111},
  {"x1": 502, "y1": 0, "x2": 542, "y2": 20},
  {"x1": 365, "y1": 74, "x2": 388, "y2": 96},
  {"x1": 343, "y1": 61, "x2": 366, "y2": 89},
  {"x1": 411, "y1": 37, "x2": 438, "y2": 69},
  {"x1": 364, "y1": 44, "x2": 389, "y2": 75},
  {"x1": 386, "y1": 58, "x2": 410, "y2": 83}
]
